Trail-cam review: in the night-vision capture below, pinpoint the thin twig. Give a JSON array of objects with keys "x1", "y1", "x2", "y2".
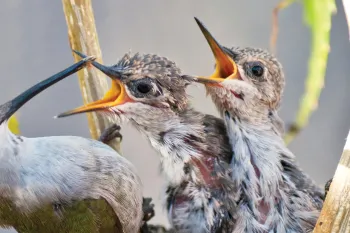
[
  {"x1": 271, "y1": 0, "x2": 336, "y2": 144},
  {"x1": 270, "y1": 0, "x2": 296, "y2": 54},
  {"x1": 62, "y1": 0, "x2": 121, "y2": 152},
  {"x1": 283, "y1": 0, "x2": 336, "y2": 145}
]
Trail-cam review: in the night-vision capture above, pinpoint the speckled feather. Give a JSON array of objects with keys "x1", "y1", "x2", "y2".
[
  {"x1": 91, "y1": 53, "x2": 238, "y2": 233},
  {"x1": 83, "y1": 50, "x2": 326, "y2": 232},
  {"x1": 204, "y1": 46, "x2": 324, "y2": 233}
]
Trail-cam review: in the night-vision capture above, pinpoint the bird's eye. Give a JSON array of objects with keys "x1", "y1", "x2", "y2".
[
  {"x1": 136, "y1": 82, "x2": 152, "y2": 94},
  {"x1": 251, "y1": 65, "x2": 264, "y2": 77},
  {"x1": 128, "y1": 77, "x2": 162, "y2": 98}
]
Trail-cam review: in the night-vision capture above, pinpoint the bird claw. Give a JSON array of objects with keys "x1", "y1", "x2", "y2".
[
  {"x1": 143, "y1": 197, "x2": 155, "y2": 222},
  {"x1": 98, "y1": 124, "x2": 123, "y2": 144},
  {"x1": 324, "y1": 178, "x2": 333, "y2": 200},
  {"x1": 139, "y1": 197, "x2": 156, "y2": 233},
  {"x1": 52, "y1": 203, "x2": 64, "y2": 219}
]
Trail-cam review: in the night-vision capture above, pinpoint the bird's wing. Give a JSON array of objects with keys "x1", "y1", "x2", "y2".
[
  {"x1": 1, "y1": 136, "x2": 143, "y2": 233},
  {"x1": 280, "y1": 153, "x2": 324, "y2": 210}
]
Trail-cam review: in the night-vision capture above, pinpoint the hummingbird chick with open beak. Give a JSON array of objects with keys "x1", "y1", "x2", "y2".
[
  {"x1": 57, "y1": 51, "x2": 237, "y2": 233},
  {"x1": 192, "y1": 18, "x2": 324, "y2": 232},
  {"x1": 0, "y1": 58, "x2": 144, "y2": 233}
]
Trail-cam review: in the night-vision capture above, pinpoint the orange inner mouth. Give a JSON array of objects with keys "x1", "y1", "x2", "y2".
[
  {"x1": 194, "y1": 18, "x2": 240, "y2": 83},
  {"x1": 57, "y1": 79, "x2": 133, "y2": 117}
]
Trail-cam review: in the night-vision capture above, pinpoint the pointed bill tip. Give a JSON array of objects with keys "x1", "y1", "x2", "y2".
[
  {"x1": 181, "y1": 74, "x2": 222, "y2": 85},
  {"x1": 54, "y1": 112, "x2": 69, "y2": 119},
  {"x1": 54, "y1": 110, "x2": 82, "y2": 119},
  {"x1": 194, "y1": 17, "x2": 201, "y2": 25},
  {"x1": 82, "y1": 55, "x2": 96, "y2": 62},
  {"x1": 193, "y1": 17, "x2": 216, "y2": 44},
  {"x1": 72, "y1": 51, "x2": 95, "y2": 69},
  {"x1": 72, "y1": 50, "x2": 121, "y2": 80},
  {"x1": 194, "y1": 17, "x2": 238, "y2": 79},
  {"x1": 194, "y1": 17, "x2": 209, "y2": 35},
  {"x1": 73, "y1": 50, "x2": 88, "y2": 59}
]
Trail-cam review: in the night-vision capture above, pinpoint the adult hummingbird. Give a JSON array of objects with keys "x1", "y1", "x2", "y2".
[
  {"x1": 192, "y1": 18, "x2": 324, "y2": 232},
  {"x1": 57, "y1": 51, "x2": 237, "y2": 233},
  {"x1": 0, "y1": 57, "x2": 144, "y2": 233}
]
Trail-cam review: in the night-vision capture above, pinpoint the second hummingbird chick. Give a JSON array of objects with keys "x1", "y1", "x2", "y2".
[
  {"x1": 0, "y1": 58, "x2": 144, "y2": 233},
  {"x1": 57, "y1": 51, "x2": 237, "y2": 233},
  {"x1": 192, "y1": 18, "x2": 324, "y2": 232}
]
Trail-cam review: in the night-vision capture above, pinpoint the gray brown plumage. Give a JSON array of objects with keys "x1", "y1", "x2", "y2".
[
  {"x1": 57, "y1": 51, "x2": 238, "y2": 233},
  {"x1": 192, "y1": 17, "x2": 324, "y2": 233}
]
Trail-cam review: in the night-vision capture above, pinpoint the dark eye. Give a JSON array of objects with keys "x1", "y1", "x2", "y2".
[
  {"x1": 128, "y1": 77, "x2": 162, "y2": 98},
  {"x1": 251, "y1": 65, "x2": 264, "y2": 77},
  {"x1": 136, "y1": 82, "x2": 152, "y2": 94}
]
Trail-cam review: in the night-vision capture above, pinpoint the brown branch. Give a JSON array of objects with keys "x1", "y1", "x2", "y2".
[
  {"x1": 313, "y1": 130, "x2": 350, "y2": 232},
  {"x1": 270, "y1": 0, "x2": 296, "y2": 54},
  {"x1": 62, "y1": 0, "x2": 120, "y2": 152},
  {"x1": 61, "y1": 2, "x2": 171, "y2": 232}
]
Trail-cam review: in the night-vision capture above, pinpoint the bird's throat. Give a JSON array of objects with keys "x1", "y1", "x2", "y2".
[
  {"x1": 225, "y1": 114, "x2": 284, "y2": 225},
  {"x1": 143, "y1": 109, "x2": 231, "y2": 188}
]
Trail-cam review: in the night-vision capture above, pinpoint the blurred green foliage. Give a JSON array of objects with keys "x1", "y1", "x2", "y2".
[
  {"x1": 272, "y1": 0, "x2": 336, "y2": 144},
  {"x1": 8, "y1": 115, "x2": 20, "y2": 135}
]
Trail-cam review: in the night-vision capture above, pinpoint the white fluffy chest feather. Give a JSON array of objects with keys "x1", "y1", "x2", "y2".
[
  {"x1": 144, "y1": 121, "x2": 204, "y2": 186},
  {"x1": 148, "y1": 133, "x2": 202, "y2": 186},
  {"x1": 225, "y1": 115, "x2": 285, "y2": 199},
  {"x1": 223, "y1": 115, "x2": 321, "y2": 232}
]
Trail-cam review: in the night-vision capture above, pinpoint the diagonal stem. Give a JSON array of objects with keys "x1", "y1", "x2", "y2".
[
  {"x1": 62, "y1": 0, "x2": 121, "y2": 152},
  {"x1": 313, "y1": 130, "x2": 350, "y2": 233},
  {"x1": 270, "y1": 0, "x2": 296, "y2": 54}
]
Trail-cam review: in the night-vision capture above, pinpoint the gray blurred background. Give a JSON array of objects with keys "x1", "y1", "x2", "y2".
[{"x1": 0, "y1": 0, "x2": 349, "y2": 232}]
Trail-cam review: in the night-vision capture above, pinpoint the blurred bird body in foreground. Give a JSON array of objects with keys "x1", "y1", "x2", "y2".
[
  {"x1": 58, "y1": 51, "x2": 237, "y2": 233},
  {"x1": 0, "y1": 58, "x2": 143, "y2": 233},
  {"x1": 192, "y1": 18, "x2": 324, "y2": 232}
]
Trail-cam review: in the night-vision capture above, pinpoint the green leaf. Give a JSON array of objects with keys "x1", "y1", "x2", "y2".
[
  {"x1": 8, "y1": 115, "x2": 20, "y2": 135},
  {"x1": 284, "y1": 0, "x2": 336, "y2": 144}
]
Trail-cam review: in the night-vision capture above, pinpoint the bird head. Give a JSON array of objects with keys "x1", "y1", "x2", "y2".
[
  {"x1": 193, "y1": 18, "x2": 285, "y2": 123},
  {"x1": 56, "y1": 51, "x2": 192, "y2": 129}
]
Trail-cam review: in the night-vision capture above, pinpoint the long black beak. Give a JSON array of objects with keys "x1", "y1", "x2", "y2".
[
  {"x1": 0, "y1": 56, "x2": 95, "y2": 125},
  {"x1": 73, "y1": 50, "x2": 123, "y2": 80}
]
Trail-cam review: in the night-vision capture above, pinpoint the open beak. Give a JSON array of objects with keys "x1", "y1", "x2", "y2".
[
  {"x1": 56, "y1": 51, "x2": 133, "y2": 118},
  {"x1": 193, "y1": 17, "x2": 240, "y2": 85}
]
